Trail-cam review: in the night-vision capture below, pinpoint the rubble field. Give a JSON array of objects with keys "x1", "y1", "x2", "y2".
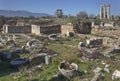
[{"x1": 0, "y1": 33, "x2": 120, "y2": 81}]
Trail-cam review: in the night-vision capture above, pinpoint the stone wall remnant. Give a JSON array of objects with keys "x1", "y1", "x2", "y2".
[
  {"x1": 3, "y1": 25, "x2": 31, "y2": 33},
  {"x1": 86, "y1": 37, "x2": 103, "y2": 48}
]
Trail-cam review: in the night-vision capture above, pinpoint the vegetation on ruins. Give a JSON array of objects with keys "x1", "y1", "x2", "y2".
[{"x1": 0, "y1": 34, "x2": 120, "y2": 81}]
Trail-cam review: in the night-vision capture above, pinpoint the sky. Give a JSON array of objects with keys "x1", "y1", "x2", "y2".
[{"x1": 0, "y1": 0, "x2": 119, "y2": 16}]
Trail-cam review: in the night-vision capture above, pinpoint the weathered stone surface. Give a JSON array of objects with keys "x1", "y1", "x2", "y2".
[
  {"x1": 86, "y1": 37, "x2": 103, "y2": 48},
  {"x1": 77, "y1": 50, "x2": 103, "y2": 60},
  {"x1": 109, "y1": 48, "x2": 120, "y2": 54},
  {"x1": 3, "y1": 25, "x2": 31, "y2": 33},
  {"x1": 78, "y1": 42, "x2": 84, "y2": 50},
  {"x1": 93, "y1": 67, "x2": 102, "y2": 74},
  {"x1": 104, "y1": 22, "x2": 115, "y2": 27},
  {"x1": 91, "y1": 73, "x2": 103, "y2": 81},
  {"x1": 92, "y1": 28, "x2": 120, "y2": 38},
  {"x1": 74, "y1": 22, "x2": 92, "y2": 34},
  {"x1": 48, "y1": 34, "x2": 59, "y2": 40},
  {"x1": 12, "y1": 48, "x2": 29, "y2": 54},
  {"x1": 6, "y1": 40, "x2": 16, "y2": 46},
  {"x1": 105, "y1": 64, "x2": 110, "y2": 68},
  {"x1": 31, "y1": 24, "x2": 61, "y2": 35},
  {"x1": 61, "y1": 24, "x2": 74, "y2": 36},
  {"x1": 26, "y1": 39, "x2": 42, "y2": 47},
  {"x1": 104, "y1": 67, "x2": 110, "y2": 73},
  {"x1": 26, "y1": 39, "x2": 43, "y2": 52},
  {"x1": 58, "y1": 61, "x2": 78, "y2": 78},
  {"x1": 31, "y1": 65, "x2": 43, "y2": 71},
  {"x1": 10, "y1": 58, "x2": 29, "y2": 66},
  {"x1": 103, "y1": 37, "x2": 120, "y2": 48},
  {"x1": 112, "y1": 70, "x2": 120, "y2": 80},
  {"x1": 30, "y1": 53, "x2": 52, "y2": 65},
  {"x1": 66, "y1": 32, "x2": 74, "y2": 37},
  {"x1": 101, "y1": 61, "x2": 106, "y2": 65},
  {"x1": 13, "y1": 34, "x2": 21, "y2": 39},
  {"x1": 103, "y1": 47, "x2": 120, "y2": 57},
  {"x1": 0, "y1": 50, "x2": 11, "y2": 60}
]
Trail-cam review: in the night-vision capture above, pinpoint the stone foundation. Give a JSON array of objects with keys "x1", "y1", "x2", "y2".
[
  {"x1": 91, "y1": 28, "x2": 120, "y2": 38},
  {"x1": 3, "y1": 25, "x2": 31, "y2": 33}
]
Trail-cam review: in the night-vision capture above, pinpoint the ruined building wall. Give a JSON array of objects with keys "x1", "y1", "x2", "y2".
[
  {"x1": 102, "y1": 37, "x2": 120, "y2": 47},
  {"x1": 40, "y1": 25, "x2": 61, "y2": 34},
  {"x1": 3, "y1": 25, "x2": 31, "y2": 33},
  {"x1": 31, "y1": 25, "x2": 40, "y2": 35},
  {"x1": 31, "y1": 24, "x2": 61, "y2": 35},
  {"x1": 79, "y1": 23, "x2": 92, "y2": 34},
  {"x1": 91, "y1": 28, "x2": 120, "y2": 38},
  {"x1": 61, "y1": 24, "x2": 74, "y2": 35}
]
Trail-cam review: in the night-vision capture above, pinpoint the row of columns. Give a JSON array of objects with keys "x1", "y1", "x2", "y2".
[{"x1": 100, "y1": 4, "x2": 110, "y2": 20}]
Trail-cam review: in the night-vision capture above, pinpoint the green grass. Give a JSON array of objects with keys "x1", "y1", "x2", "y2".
[{"x1": 0, "y1": 36, "x2": 120, "y2": 81}]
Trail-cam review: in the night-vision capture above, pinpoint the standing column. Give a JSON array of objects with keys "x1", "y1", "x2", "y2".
[
  {"x1": 100, "y1": 5, "x2": 102, "y2": 19},
  {"x1": 107, "y1": 4, "x2": 110, "y2": 20},
  {"x1": 100, "y1": 5, "x2": 104, "y2": 19},
  {"x1": 103, "y1": 4, "x2": 107, "y2": 19}
]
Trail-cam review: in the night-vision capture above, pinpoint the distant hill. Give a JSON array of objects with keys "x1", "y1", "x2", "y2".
[{"x1": 0, "y1": 10, "x2": 51, "y2": 17}]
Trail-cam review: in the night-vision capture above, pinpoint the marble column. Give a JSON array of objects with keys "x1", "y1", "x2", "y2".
[
  {"x1": 103, "y1": 4, "x2": 107, "y2": 19},
  {"x1": 107, "y1": 4, "x2": 110, "y2": 20},
  {"x1": 100, "y1": 5, "x2": 103, "y2": 19}
]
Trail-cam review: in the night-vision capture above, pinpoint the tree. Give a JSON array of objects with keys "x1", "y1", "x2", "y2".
[
  {"x1": 111, "y1": 15, "x2": 114, "y2": 20},
  {"x1": 115, "y1": 16, "x2": 120, "y2": 20},
  {"x1": 0, "y1": 16, "x2": 6, "y2": 28},
  {"x1": 77, "y1": 11, "x2": 88, "y2": 19},
  {"x1": 89, "y1": 14, "x2": 95, "y2": 19}
]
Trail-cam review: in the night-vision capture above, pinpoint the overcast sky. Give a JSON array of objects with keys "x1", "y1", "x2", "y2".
[{"x1": 0, "y1": 0, "x2": 119, "y2": 16}]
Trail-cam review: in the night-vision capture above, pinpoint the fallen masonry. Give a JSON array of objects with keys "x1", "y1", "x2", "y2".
[
  {"x1": 26, "y1": 39, "x2": 43, "y2": 48},
  {"x1": 78, "y1": 36, "x2": 120, "y2": 59},
  {"x1": 91, "y1": 73, "x2": 104, "y2": 81},
  {"x1": 10, "y1": 58, "x2": 29, "y2": 67},
  {"x1": 103, "y1": 47, "x2": 120, "y2": 57},
  {"x1": 0, "y1": 50, "x2": 11, "y2": 60},
  {"x1": 77, "y1": 50, "x2": 103, "y2": 60},
  {"x1": 29, "y1": 53, "x2": 52, "y2": 65},
  {"x1": 58, "y1": 61, "x2": 78, "y2": 79},
  {"x1": 112, "y1": 70, "x2": 120, "y2": 80},
  {"x1": 0, "y1": 30, "x2": 120, "y2": 81},
  {"x1": 93, "y1": 67, "x2": 102, "y2": 74}
]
